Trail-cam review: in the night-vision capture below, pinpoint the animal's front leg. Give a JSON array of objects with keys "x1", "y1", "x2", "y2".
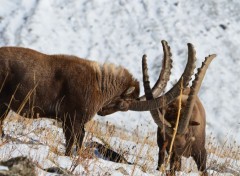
[
  {"x1": 0, "y1": 120, "x2": 3, "y2": 138},
  {"x1": 170, "y1": 152, "x2": 181, "y2": 175},
  {"x1": 156, "y1": 127, "x2": 168, "y2": 170},
  {"x1": 75, "y1": 123, "x2": 85, "y2": 155},
  {"x1": 62, "y1": 119, "x2": 75, "y2": 156},
  {"x1": 61, "y1": 115, "x2": 84, "y2": 156},
  {"x1": 193, "y1": 148, "x2": 208, "y2": 175},
  {"x1": 0, "y1": 104, "x2": 9, "y2": 138}
]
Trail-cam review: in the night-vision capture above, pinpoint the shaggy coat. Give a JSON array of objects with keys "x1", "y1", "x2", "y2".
[{"x1": 0, "y1": 47, "x2": 139, "y2": 155}]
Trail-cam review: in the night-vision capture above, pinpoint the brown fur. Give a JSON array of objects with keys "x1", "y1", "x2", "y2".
[
  {"x1": 157, "y1": 88, "x2": 207, "y2": 174},
  {"x1": 0, "y1": 46, "x2": 139, "y2": 155}
]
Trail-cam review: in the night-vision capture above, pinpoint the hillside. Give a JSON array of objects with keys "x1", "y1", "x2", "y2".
[{"x1": 0, "y1": 0, "x2": 240, "y2": 175}]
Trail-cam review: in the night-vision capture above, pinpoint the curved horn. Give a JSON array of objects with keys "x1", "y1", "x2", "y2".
[
  {"x1": 152, "y1": 40, "x2": 173, "y2": 96},
  {"x1": 121, "y1": 43, "x2": 196, "y2": 111},
  {"x1": 162, "y1": 43, "x2": 196, "y2": 102},
  {"x1": 142, "y1": 54, "x2": 172, "y2": 129},
  {"x1": 138, "y1": 40, "x2": 173, "y2": 100},
  {"x1": 177, "y1": 54, "x2": 216, "y2": 134}
]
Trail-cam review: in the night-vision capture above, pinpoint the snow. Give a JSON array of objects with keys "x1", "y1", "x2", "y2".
[
  {"x1": 0, "y1": 0, "x2": 240, "y2": 175},
  {"x1": 1, "y1": 113, "x2": 239, "y2": 175}
]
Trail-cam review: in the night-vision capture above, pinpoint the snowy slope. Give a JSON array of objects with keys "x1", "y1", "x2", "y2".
[
  {"x1": 0, "y1": 0, "x2": 239, "y2": 148},
  {"x1": 1, "y1": 112, "x2": 239, "y2": 175}
]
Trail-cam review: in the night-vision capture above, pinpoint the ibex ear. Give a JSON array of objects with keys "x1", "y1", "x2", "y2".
[
  {"x1": 189, "y1": 121, "x2": 200, "y2": 126},
  {"x1": 125, "y1": 87, "x2": 135, "y2": 95}
]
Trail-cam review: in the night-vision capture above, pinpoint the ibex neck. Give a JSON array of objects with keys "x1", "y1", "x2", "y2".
[{"x1": 99, "y1": 63, "x2": 128, "y2": 98}]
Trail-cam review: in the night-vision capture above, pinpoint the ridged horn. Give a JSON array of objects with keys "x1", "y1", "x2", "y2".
[
  {"x1": 138, "y1": 40, "x2": 173, "y2": 100},
  {"x1": 178, "y1": 54, "x2": 216, "y2": 134},
  {"x1": 124, "y1": 43, "x2": 196, "y2": 111},
  {"x1": 142, "y1": 54, "x2": 172, "y2": 129}
]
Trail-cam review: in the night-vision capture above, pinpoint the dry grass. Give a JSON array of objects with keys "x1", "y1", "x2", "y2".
[
  {"x1": 0, "y1": 111, "x2": 239, "y2": 175},
  {"x1": 85, "y1": 120, "x2": 156, "y2": 146}
]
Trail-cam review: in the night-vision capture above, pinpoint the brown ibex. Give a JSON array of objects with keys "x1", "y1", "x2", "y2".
[
  {"x1": 0, "y1": 41, "x2": 213, "y2": 158},
  {"x1": 141, "y1": 41, "x2": 216, "y2": 175},
  {"x1": 0, "y1": 47, "x2": 141, "y2": 155}
]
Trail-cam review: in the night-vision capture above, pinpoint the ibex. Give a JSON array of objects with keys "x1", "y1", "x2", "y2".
[
  {"x1": 140, "y1": 41, "x2": 216, "y2": 175},
  {"x1": 0, "y1": 41, "x2": 214, "y2": 158},
  {"x1": 0, "y1": 47, "x2": 142, "y2": 155}
]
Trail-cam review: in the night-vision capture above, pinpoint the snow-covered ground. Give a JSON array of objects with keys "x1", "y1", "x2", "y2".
[
  {"x1": 1, "y1": 112, "x2": 239, "y2": 175},
  {"x1": 0, "y1": 0, "x2": 240, "y2": 175}
]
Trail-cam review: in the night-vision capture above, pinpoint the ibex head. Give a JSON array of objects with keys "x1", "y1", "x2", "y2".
[{"x1": 97, "y1": 66, "x2": 140, "y2": 116}]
